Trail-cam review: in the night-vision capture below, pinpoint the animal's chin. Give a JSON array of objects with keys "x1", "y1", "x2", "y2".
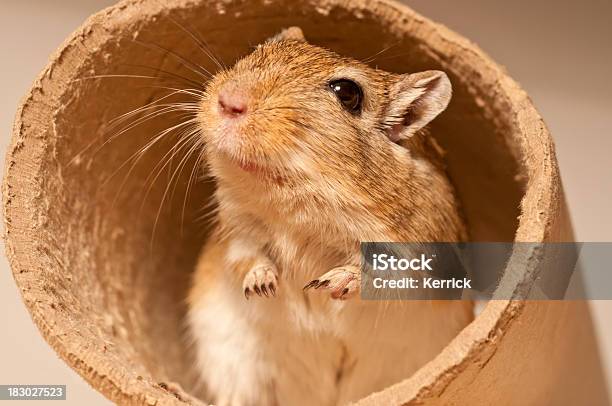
[
  {"x1": 206, "y1": 122, "x2": 288, "y2": 184},
  {"x1": 220, "y1": 153, "x2": 287, "y2": 185}
]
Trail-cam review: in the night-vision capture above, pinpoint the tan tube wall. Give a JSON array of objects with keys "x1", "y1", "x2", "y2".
[{"x1": 3, "y1": 0, "x2": 608, "y2": 404}]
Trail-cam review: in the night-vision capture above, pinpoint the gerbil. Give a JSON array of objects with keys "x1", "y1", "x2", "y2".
[{"x1": 188, "y1": 27, "x2": 472, "y2": 406}]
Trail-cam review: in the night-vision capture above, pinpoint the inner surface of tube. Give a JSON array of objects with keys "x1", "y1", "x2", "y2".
[{"x1": 45, "y1": 0, "x2": 525, "y2": 399}]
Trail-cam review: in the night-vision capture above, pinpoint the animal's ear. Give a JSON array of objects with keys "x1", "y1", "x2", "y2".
[
  {"x1": 266, "y1": 26, "x2": 306, "y2": 43},
  {"x1": 383, "y1": 70, "x2": 452, "y2": 142}
]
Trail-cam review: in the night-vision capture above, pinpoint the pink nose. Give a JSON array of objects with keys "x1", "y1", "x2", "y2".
[{"x1": 218, "y1": 87, "x2": 248, "y2": 117}]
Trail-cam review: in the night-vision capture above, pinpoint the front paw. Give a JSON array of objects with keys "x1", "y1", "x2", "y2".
[
  {"x1": 303, "y1": 266, "x2": 361, "y2": 300},
  {"x1": 243, "y1": 264, "x2": 279, "y2": 299}
]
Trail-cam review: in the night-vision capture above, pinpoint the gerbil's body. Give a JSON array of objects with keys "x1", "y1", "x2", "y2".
[{"x1": 188, "y1": 28, "x2": 472, "y2": 405}]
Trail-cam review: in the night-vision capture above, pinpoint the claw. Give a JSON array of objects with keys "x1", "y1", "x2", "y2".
[
  {"x1": 242, "y1": 264, "x2": 279, "y2": 300},
  {"x1": 305, "y1": 266, "x2": 360, "y2": 300},
  {"x1": 303, "y1": 280, "x2": 319, "y2": 290}
]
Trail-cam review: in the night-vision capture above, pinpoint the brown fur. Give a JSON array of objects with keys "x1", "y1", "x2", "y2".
[
  {"x1": 188, "y1": 28, "x2": 471, "y2": 406},
  {"x1": 197, "y1": 40, "x2": 465, "y2": 244},
  {"x1": 191, "y1": 29, "x2": 467, "y2": 301}
]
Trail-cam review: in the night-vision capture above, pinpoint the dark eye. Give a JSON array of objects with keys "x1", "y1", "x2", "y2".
[{"x1": 329, "y1": 79, "x2": 363, "y2": 114}]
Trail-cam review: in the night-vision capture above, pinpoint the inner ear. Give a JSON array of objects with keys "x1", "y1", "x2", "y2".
[
  {"x1": 266, "y1": 27, "x2": 306, "y2": 43},
  {"x1": 384, "y1": 70, "x2": 452, "y2": 142}
]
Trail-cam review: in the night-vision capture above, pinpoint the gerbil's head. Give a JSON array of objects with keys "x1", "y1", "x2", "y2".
[{"x1": 199, "y1": 27, "x2": 451, "y2": 195}]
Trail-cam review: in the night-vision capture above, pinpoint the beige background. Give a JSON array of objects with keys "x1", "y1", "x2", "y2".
[{"x1": 0, "y1": 1, "x2": 610, "y2": 404}]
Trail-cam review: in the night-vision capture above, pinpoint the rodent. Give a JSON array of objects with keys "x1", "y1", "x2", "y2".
[{"x1": 188, "y1": 27, "x2": 472, "y2": 406}]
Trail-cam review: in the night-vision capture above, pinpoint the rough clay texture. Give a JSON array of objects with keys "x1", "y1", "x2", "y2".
[{"x1": 3, "y1": 0, "x2": 609, "y2": 405}]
